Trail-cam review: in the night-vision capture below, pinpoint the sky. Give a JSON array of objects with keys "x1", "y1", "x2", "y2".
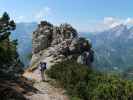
[{"x1": 0, "y1": 0, "x2": 133, "y2": 32}]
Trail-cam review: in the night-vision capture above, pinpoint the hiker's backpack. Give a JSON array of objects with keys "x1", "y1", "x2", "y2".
[{"x1": 40, "y1": 62, "x2": 47, "y2": 71}]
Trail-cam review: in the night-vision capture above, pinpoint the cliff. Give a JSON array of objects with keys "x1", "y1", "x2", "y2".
[{"x1": 30, "y1": 21, "x2": 93, "y2": 70}]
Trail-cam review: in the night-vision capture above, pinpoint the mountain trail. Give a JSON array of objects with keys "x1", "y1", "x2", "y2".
[{"x1": 23, "y1": 50, "x2": 69, "y2": 100}]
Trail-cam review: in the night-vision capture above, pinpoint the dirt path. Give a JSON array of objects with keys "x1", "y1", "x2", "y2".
[
  {"x1": 23, "y1": 66, "x2": 68, "y2": 100},
  {"x1": 26, "y1": 81, "x2": 68, "y2": 100},
  {"x1": 23, "y1": 50, "x2": 69, "y2": 100}
]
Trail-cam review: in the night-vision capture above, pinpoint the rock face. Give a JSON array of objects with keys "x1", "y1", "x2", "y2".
[
  {"x1": 32, "y1": 21, "x2": 94, "y2": 66},
  {"x1": 32, "y1": 21, "x2": 78, "y2": 54},
  {"x1": 32, "y1": 21, "x2": 52, "y2": 54}
]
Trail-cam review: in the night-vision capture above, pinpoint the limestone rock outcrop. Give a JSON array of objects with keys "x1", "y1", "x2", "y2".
[
  {"x1": 31, "y1": 21, "x2": 94, "y2": 67},
  {"x1": 32, "y1": 21, "x2": 78, "y2": 54}
]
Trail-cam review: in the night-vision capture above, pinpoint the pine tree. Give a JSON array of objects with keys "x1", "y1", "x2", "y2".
[
  {"x1": 0, "y1": 12, "x2": 23, "y2": 73},
  {"x1": 0, "y1": 12, "x2": 16, "y2": 41}
]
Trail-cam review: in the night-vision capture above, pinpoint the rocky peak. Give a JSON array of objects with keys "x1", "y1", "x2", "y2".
[
  {"x1": 39, "y1": 21, "x2": 53, "y2": 27},
  {"x1": 112, "y1": 24, "x2": 127, "y2": 30},
  {"x1": 32, "y1": 21, "x2": 78, "y2": 54},
  {"x1": 31, "y1": 21, "x2": 94, "y2": 67},
  {"x1": 109, "y1": 24, "x2": 128, "y2": 37},
  {"x1": 60, "y1": 23, "x2": 78, "y2": 39}
]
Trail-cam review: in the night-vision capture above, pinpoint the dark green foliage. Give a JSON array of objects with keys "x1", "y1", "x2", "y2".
[
  {"x1": 47, "y1": 60, "x2": 133, "y2": 100},
  {"x1": 0, "y1": 12, "x2": 16, "y2": 64},
  {"x1": 77, "y1": 37, "x2": 92, "y2": 53},
  {"x1": 0, "y1": 12, "x2": 16, "y2": 41},
  {"x1": 0, "y1": 12, "x2": 23, "y2": 73}
]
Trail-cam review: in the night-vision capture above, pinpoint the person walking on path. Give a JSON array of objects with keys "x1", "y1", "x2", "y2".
[{"x1": 40, "y1": 62, "x2": 47, "y2": 81}]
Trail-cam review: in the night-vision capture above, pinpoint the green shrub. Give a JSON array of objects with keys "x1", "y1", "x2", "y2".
[{"x1": 46, "y1": 60, "x2": 133, "y2": 100}]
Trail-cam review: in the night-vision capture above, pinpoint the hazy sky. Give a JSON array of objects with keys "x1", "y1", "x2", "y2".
[{"x1": 0, "y1": 0, "x2": 133, "y2": 32}]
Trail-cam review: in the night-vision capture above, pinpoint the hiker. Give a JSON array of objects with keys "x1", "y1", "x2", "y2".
[{"x1": 40, "y1": 62, "x2": 47, "y2": 81}]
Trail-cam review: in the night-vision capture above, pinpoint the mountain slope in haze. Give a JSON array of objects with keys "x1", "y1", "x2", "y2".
[
  {"x1": 81, "y1": 24, "x2": 133, "y2": 72},
  {"x1": 10, "y1": 22, "x2": 37, "y2": 66}
]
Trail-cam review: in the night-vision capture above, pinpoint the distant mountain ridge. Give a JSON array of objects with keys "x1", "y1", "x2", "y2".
[
  {"x1": 81, "y1": 24, "x2": 133, "y2": 72},
  {"x1": 11, "y1": 22, "x2": 37, "y2": 66}
]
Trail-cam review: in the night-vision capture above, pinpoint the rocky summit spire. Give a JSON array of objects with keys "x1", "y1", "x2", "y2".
[
  {"x1": 32, "y1": 21, "x2": 78, "y2": 54},
  {"x1": 31, "y1": 21, "x2": 94, "y2": 67}
]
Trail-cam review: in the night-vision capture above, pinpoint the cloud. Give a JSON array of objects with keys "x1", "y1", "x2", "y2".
[
  {"x1": 88, "y1": 17, "x2": 133, "y2": 32},
  {"x1": 35, "y1": 6, "x2": 52, "y2": 22},
  {"x1": 125, "y1": 18, "x2": 133, "y2": 25},
  {"x1": 103, "y1": 17, "x2": 122, "y2": 28},
  {"x1": 15, "y1": 16, "x2": 25, "y2": 22},
  {"x1": 14, "y1": 6, "x2": 52, "y2": 22},
  {"x1": 103, "y1": 17, "x2": 133, "y2": 28}
]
